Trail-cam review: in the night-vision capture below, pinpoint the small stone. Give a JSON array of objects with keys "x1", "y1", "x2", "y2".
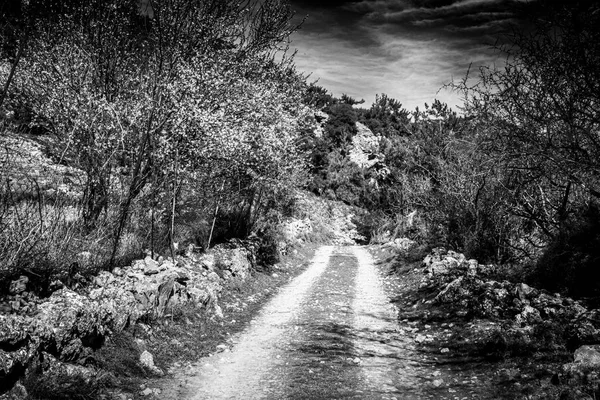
[
  {"x1": 432, "y1": 379, "x2": 444, "y2": 387},
  {"x1": 9, "y1": 276, "x2": 29, "y2": 295},
  {"x1": 415, "y1": 334, "x2": 427, "y2": 343},
  {"x1": 441, "y1": 348, "x2": 450, "y2": 354},
  {"x1": 143, "y1": 256, "x2": 159, "y2": 275},
  {"x1": 574, "y1": 345, "x2": 600, "y2": 365},
  {"x1": 49, "y1": 279, "x2": 64, "y2": 291},
  {"x1": 140, "y1": 388, "x2": 153, "y2": 397},
  {"x1": 140, "y1": 350, "x2": 163, "y2": 375},
  {"x1": 216, "y1": 344, "x2": 228, "y2": 352}
]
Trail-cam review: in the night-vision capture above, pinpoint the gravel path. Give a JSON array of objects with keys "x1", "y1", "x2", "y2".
[{"x1": 162, "y1": 246, "x2": 484, "y2": 399}]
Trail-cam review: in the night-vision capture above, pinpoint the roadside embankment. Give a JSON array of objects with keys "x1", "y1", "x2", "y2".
[
  {"x1": 372, "y1": 241, "x2": 600, "y2": 399},
  {"x1": 0, "y1": 239, "x2": 318, "y2": 400}
]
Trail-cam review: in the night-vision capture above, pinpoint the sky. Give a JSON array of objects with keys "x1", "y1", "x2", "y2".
[{"x1": 287, "y1": 0, "x2": 543, "y2": 111}]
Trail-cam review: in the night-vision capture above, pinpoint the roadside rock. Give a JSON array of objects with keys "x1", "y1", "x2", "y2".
[
  {"x1": 574, "y1": 345, "x2": 600, "y2": 365},
  {"x1": 348, "y1": 122, "x2": 383, "y2": 169},
  {"x1": 139, "y1": 350, "x2": 163, "y2": 376},
  {"x1": 562, "y1": 345, "x2": 600, "y2": 386},
  {"x1": 418, "y1": 249, "x2": 600, "y2": 398},
  {"x1": 389, "y1": 237, "x2": 417, "y2": 252},
  {"x1": 9, "y1": 277, "x2": 28, "y2": 295},
  {"x1": 0, "y1": 240, "x2": 255, "y2": 395},
  {"x1": 213, "y1": 246, "x2": 252, "y2": 281}
]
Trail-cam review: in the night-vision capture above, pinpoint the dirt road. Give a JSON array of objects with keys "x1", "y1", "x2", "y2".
[{"x1": 161, "y1": 246, "x2": 490, "y2": 399}]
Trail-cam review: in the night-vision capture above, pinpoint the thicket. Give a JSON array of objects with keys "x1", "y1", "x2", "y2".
[
  {"x1": 303, "y1": 1, "x2": 600, "y2": 297},
  {"x1": 0, "y1": 0, "x2": 313, "y2": 287},
  {"x1": 455, "y1": 0, "x2": 600, "y2": 296}
]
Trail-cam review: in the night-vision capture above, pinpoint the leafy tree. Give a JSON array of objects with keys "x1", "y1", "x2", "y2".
[
  {"x1": 359, "y1": 93, "x2": 410, "y2": 137},
  {"x1": 1, "y1": 0, "x2": 310, "y2": 268},
  {"x1": 303, "y1": 83, "x2": 334, "y2": 109}
]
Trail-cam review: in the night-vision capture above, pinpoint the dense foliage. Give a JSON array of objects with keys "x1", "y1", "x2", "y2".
[
  {"x1": 1, "y1": 0, "x2": 598, "y2": 299},
  {"x1": 301, "y1": 2, "x2": 599, "y2": 296},
  {"x1": 0, "y1": 0, "x2": 312, "y2": 282}
]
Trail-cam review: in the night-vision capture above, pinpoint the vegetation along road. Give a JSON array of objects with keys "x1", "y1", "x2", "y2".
[{"x1": 159, "y1": 246, "x2": 491, "y2": 400}]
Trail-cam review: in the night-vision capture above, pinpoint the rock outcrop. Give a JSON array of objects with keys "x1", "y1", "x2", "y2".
[{"x1": 348, "y1": 122, "x2": 383, "y2": 169}]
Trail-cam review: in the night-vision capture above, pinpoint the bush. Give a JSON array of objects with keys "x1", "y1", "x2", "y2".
[
  {"x1": 532, "y1": 204, "x2": 600, "y2": 298},
  {"x1": 255, "y1": 228, "x2": 282, "y2": 270}
]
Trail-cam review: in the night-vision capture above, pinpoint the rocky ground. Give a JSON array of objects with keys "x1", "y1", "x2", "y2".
[
  {"x1": 0, "y1": 240, "x2": 318, "y2": 400},
  {"x1": 372, "y1": 241, "x2": 600, "y2": 400},
  {"x1": 2, "y1": 236, "x2": 600, "y2": 399}
]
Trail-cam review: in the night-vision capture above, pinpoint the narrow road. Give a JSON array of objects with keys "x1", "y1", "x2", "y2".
[{"x1": 164, "y1": 246, "x2": 483, "y2": 399}]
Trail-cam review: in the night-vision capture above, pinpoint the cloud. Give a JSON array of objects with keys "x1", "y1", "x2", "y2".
[{"x1": 288, "y1": 0, "x2": 542, "y2": 110}]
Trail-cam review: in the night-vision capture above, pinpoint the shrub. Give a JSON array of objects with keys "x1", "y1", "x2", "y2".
[
  {"x1": 255, "y1": 228, "x2": 282, "y2": 270},
  {"x1": 532, "y1": 204, "x2": 600, "y2": 298}
]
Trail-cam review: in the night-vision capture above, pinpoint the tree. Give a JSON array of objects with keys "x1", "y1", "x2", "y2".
[
  {"x1": 2, "y1": 0, "x2": 310, "y2": 265},
  {"x1": 453, "y1": 1, "x2": 600, "y2": 243},
  {"x1": 359, "y1": 93, "x2": 410, "y2": 137}
]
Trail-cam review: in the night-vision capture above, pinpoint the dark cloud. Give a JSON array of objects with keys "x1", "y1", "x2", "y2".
[
  {"x1": 290, "y1": 0, "x2": 363, "y2": 9},
  {"x1": 287, "y1": 0, "x2": 547, "y2": 110}
]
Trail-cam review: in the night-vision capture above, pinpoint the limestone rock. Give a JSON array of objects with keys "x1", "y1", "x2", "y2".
[
  {"x1": 143, "y1": 256, "x2": 160, "y2": 275},
  {"x1": 0, "y1": 241, "x2": 257, "y2": 392},
  {"x1": 139, "y1": 350, "x2": 163, "y2": 376},
  {"x1": 213, "y1": 247, "x2": 251, "y2": 280},
  {"x1": 429, "y1": 261, "x2": 450, "y2": 276},
  {"x1": 348, "y1": 122, "x2": 383, "y2": 169},
  {"x1": 515, "y1": 283, "x2": 537, "y2": 301},
  {"x1": 393, "y1": 237, "x2": 417, "y2": 252},
  {"x1": 574, "y1": 345, "x2": 600, "y2": 365},
  {"x1": 9, "y1": 276, "x2": 28, "y2": 295}
]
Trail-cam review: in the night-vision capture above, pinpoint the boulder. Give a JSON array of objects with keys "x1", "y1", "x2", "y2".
[
  {"x1": 213, "y1": 247, "x2": 251, "y2": 280},
  {"x1": 429, "y1": 261, "x2": 450, "y2": 276},
  {"x1": 574, "y1": 345, "x2": 600, "y2": 365},
  {"x1": 434, "y1": 277, "x2": 469, "y2": 305},
  {"x1": 142, "y1": 257, "x2": 160, "y2": 275},
  {"x1": 9, "y1": 277, "x2": 28, "y2": 296},
  {"x1": 515, "y1": 305, "x2": 542, "y2": 325},
  {"x1": 393, "y1": 238, "x2": 417, "y2": 252},
  {"x1": 348, "y1": 122, "x2": 383, "y2": 169},
  {"x1": 139, "y1": 350, "x2": 163, "y2": 376},
  {"x1": 562, "y1": 345, "x2": 600, "y2": 385},
  {"x1": 515, "y1": 283, "x2": 537, "y2": 301}
]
